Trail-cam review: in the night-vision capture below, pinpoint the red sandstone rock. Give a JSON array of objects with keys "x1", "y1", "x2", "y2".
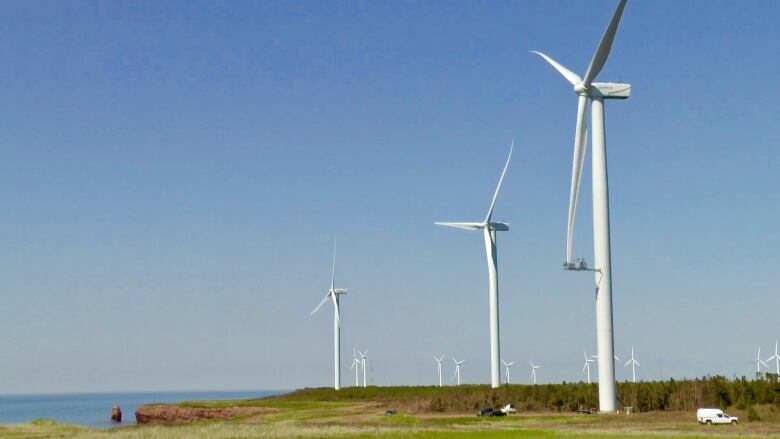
[{"x1": 135, "y1": 404, "x2": 278, "y2": 424}]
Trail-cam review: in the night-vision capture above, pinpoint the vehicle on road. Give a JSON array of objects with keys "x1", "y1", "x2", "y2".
[
  {"x1": 477, "y1": 408, "x2": 495, "y2": 417},
  {"x1": 499, "y1": 404, "x2": 516, "y2": 414},
  {"x1": 696, "y1": 408, "x2": 738, "y2": 425}
]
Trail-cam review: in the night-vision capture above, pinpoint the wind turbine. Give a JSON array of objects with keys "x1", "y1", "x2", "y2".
[
  {"x1": 624, "y1": 346, "x2": 640, "y2": 383},
  {"x1": 766, "y1": 341, "x2": 780, "y2": 375},
  {"x1": 501, "y1": 360, "x2": 516, "y2": 385},
  {"x1": 434, "y1": 355, "x2": 444, "y2": 387},
  {"x1": 582, "y1": 352, "x2": 595, "y2": 384},
  {"x1": 532, "y1": 0, "x2": 630, "y2": 412},
  {"x1": 436, "y1": 142, "x2": 513, "y2": 388},
  {"x1": 310, "y1": 239, "x2": 348, "y2": 390},
  {"x1": 451, "y1": 357, "x2": 465, "y2": 386},
  {"x1": 350, "y1": 348, "x2": 361, "y2": 387},
  {"x1": 358, "y1": 349, "x2": 369, "y2": 387},
  {"x1": 529, "y1": 361, "x2": 541, "y2": 385},
  {"x1": 754, "y1": 346, "x2": 769, "y2": 374}
]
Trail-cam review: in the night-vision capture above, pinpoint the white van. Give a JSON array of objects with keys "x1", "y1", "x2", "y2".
[{"x1": 696, "y1": 408, "x2": 738, "y2": 425}]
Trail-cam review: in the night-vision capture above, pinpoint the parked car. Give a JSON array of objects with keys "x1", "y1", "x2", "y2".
[
  {"x1": 477, "y1": 408, "x2": 495, "y2": 417},
  {"x1": 499, "y1": 404, "x2": 516, "y2": 415},
  {"x1": 384, "y1": 409, "x2": 397, "y2": 416},
  {"x1": 697, "y1": 408, "x2": 738, "y2": 425}
]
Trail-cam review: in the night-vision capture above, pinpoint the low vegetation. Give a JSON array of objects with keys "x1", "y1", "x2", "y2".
[{"x1": 252, "y1": 375, "x2": 780, "y2": 413}]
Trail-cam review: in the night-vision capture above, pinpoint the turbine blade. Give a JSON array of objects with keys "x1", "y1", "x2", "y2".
[
  {"x1": 635, "y1": 360, "x2": 640, "y2": 367},
  {"x1": 484, "y1": 140, "x2": 514, "y2": 224},
  {"x1": 435, "y1": 222, "x2": 484, "y2": 230},
  {"x1": 530, "y1": 51, "x2": 582, "y2": 86},
  {"x1": 567, "y1": 97, "x2": 588, "y2": 263},
  {"x1": 331, "y1": 238, "x2": 337, "y2": 291},
  {"x1": 624, "y1": 359, "x2": 631, "y2": 367},
  {"x1": 310, "y1": 293, "x2": 330, "y2": 315},
  {"x1": 582, "y1": 0, "x2": 628, "y2": 88},
  {"x1": 330, "y1": 289, "x2": 340, "y2": 326}
]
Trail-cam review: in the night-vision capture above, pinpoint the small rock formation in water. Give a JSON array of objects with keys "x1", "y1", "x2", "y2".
[{"x1": 111, "y1": 405, "x2": 122, "y2": 423}]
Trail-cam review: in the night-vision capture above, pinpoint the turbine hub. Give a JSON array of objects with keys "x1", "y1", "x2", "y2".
[{"x1": 573, "y1": 83, "x2": 587, "y2": 94}]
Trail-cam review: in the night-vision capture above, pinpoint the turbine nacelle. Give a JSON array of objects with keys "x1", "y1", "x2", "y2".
[{"x1": 587, "y1": 82, "x2": 631, "y2": 99}]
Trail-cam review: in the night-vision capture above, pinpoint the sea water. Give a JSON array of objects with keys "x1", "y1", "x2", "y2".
[{"x1": 0, "y1": 390, "x2": 284, "y2": 427}]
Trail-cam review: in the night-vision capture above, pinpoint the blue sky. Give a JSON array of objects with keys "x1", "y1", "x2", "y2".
[{"x1": 0, "y1": 0, "x2": 779, "y2": 393}]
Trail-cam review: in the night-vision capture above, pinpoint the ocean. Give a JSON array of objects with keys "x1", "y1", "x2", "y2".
[{"x1": 0, "y1": 390, "x2": 284, "y2": 428}]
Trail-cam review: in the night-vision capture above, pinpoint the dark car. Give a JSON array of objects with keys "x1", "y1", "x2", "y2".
[{"x1": 477, "y1": 408, "x2": 495, "y2": 417}]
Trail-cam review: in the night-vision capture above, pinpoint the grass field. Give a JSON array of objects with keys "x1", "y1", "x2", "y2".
[{"x1": 3, "y1": 386, "x2": 780, "y2": 438}]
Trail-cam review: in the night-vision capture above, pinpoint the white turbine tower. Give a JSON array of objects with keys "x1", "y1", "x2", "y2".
[
  {"x1": 767, "y1": 341, "x2": 780, "y2": 375},
  {"x1": 582, "y1": 352, "x2": 595, "y2": 384},
  {"x1": 532, "y1": 0, "x2": 630, "y2": 412},
  {"x1": 436, "y1": 142, "x2": 513, "y2": 388},
  {"x1": 358, "y1": 349, "x2": 368, "y2": 387},
  {"x1": 501, "y1": 360, "x2": 516, "y2": 385},
  {"x1": 451, "y1": 357, "x2": 465, "y2": 386},
  {"x1": 310, "y1": 240, "x2": 348, "y2": 390},
  {"x1": 529, "y1": 361, "x2": 541, "y2": 385},
  {"x1": 624, "y1": 346, "x2": 640, "y2": 383},
  {"x1": 434, "y1": 355, "x2": 444, "y2": 387},
  {"x1": 754, "y1": 346, "x2": 769, "y2": 375},
  {"x1": 350, "y1": 349, "x2": 361, "y2": 387}
]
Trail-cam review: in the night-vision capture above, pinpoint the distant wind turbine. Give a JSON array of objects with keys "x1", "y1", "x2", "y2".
[
  {"x1": 501, "y1": 360, "x2": 516, "y2": 385},
  {"x1": 583, "y1": 352, "x2": 595, "y2": 384},
  {"x1": 436, "y1": 142, "x2": 513, "y2": 388},
  {"x1": 754, "y1": 346, "x2": 769, "y2": 374},
  {"x1": 434, "y1": 355, "x2": 444, "y2": 387},
  {"x1": 766, "y1": 341, "x2": 780, "y2": 375},
  {"x1": 350, "y1": 348, "x2": 361, "y2": 387},
  {"x1": 451, "y1": 357, "x2": 465, "y2": 386},
  {"x1": 624, "y1": 346, "x2": 640, "y2": 383},
  {"x1": 529, "y1": 361, "x2": 541, "y2": 385},
  {"x1": 358, "y1": 349, "x2": 369, "y2": 387},
  {"x1": 310, "y1": 239, "x2": 348, "y2": 390}
]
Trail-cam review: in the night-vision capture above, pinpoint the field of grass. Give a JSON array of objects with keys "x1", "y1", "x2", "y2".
[{"x1": 3, "y1": 384, "x2": 780, "y2": 438}]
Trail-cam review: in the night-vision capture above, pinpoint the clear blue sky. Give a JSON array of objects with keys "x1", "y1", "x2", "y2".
[{"x1": 1, "y1": 0, "x2": 778, "y2": 393}]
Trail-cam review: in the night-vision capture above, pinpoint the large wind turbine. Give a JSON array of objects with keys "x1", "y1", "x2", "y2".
[
  {"x1": 501, "y1": 360, "x2": 516, "y2": 385},
  {"x1": 434, "y1": 355, "x2": 444, "y2": 387},
  {"x1": 310, "y1": 240, "x2": 348, "y2": 390},
  {"x1": 624, "y1": 346, "x2": 640, "y2": 383},
  {"x1": 532, "y1": 0, "x2": 630, "y2": 412},
  {"x1": 767, "y1": 341, "x2": 780, "y2": 375},
  {"x1": 436, "y1": 142, "x2": 513, "y2": 388}
]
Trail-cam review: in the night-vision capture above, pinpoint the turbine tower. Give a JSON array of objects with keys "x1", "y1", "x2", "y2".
[
  {"x1": 436, "y1": 142, "x2": 513, "y2": 388},
  {"x1": 624, "y1": 346, "x2": 640, "y2": 383},
  {"x1": 350, "y1": 349, "x2": 361, "y2": 387},
  {"x1": 358, "y1": 349, "x2": 368, "y2": 387},
  {"x1": 501, "y1": 360, "x2": 516, "y2": 385},
  {"x1": 532, "y1": 0, "x2": 630, "y2": 412},
  {"x1": 434, "y1": 355, "x2": 444, "y2": 387},
  {"x1": 310, "y1": 239, "x2": 348, "y2": 390},
  {"x1": 529, "y1": 361, "x2": 541, "y2": 385},
  {"x1": 754, "y1": 346, "x2": 769, "y2": 375},
  {"x1": 767, "y1": 341, "x2": 780, "y2": 375},
  {"x1": 451, "y1": 357, "x2": 465, "y2": 386},
  {"x1": 582, "y1": 351, "x2": 595, "y2": 384}
]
